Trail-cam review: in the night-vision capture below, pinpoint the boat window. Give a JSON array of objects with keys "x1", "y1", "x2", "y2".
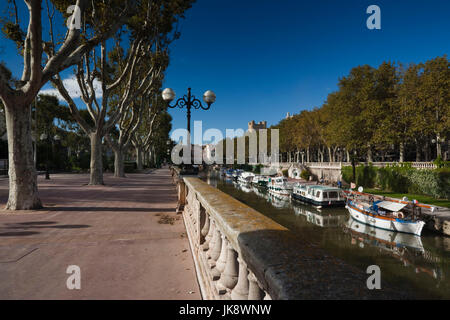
[
  {"x1": 323, "y1": 192, "x2": 328, "y2": 199},
  {"x1": 316, "y1": 191, "x2": 321, "y2": 198},
  {"x1": 329, "y1": 191, "x2": 338, "y2": 198}
]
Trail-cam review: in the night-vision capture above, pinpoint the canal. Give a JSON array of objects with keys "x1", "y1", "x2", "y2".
[{"x1": 203, "y1": 172, "x2": 450, "y2": 299}]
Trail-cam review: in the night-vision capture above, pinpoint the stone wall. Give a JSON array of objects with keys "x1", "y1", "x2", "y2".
[{"x1": 171, "y1": 167, "x2": 410, "y2": 299}]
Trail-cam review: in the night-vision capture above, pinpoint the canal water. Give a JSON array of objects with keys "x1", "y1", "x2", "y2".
[{"x1": 203, "y1": 172, "x2": 450, "y2": 299}]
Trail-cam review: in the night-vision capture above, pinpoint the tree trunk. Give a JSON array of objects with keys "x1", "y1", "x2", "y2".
[
  {"x1": 415, "y1": 141, "x2": 421, "y2": 162},
  {"x1": 89, "y1": 133, "x2": 104, "y2": 185},
  {"x1": 436, "y1": 134, "x2": 442, "y2": 159},
  {"x1": 424, "y1": 141, "x2": 430, "y2": 162},
  {"x1": 346, "y1": 149, "x2": 350, "y2": 163},
  {"x1": 367, "y1": 144, "x2": 373, "y2": 163},
  {"x1": 399, "y1": 142, "x2": 405, "y2": 162},
  {"x1": 4, "y1": 103, "x2": 42, "y2": 210},
  {"x1": 136, "y1": 146, "x2": 143, "y2": 171},
  {"x1": 114, "y1": 148, "x2": 125, "y2": 178}
]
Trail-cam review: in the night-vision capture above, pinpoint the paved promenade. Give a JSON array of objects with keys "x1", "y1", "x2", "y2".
[{"x1": 0, "y1": 169, "x2": 201, "y2": 299}]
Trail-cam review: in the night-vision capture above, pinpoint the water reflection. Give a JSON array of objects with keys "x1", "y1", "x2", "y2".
[
  {"x1": 203, "y1": 171, "x2": 450, "y2": 298},
  {"x1": 293, "y1": 205, "x2": 348, "y2": 228}
]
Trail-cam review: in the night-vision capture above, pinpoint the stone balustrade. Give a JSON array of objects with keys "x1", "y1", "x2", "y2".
[
  {"x1": 300, "y1": 161, "x2": 437, "y2": 170},
  {"x1": 170, "y1": 167, "x2": 409, "y2": 300}
]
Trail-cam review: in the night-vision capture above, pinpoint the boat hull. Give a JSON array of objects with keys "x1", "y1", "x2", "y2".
[{"x1": 347, "y1": 203, "x2": 425, "y2": 236}]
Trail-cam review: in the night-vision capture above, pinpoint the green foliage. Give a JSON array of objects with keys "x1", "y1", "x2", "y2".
[
  {"x1": 376, "y1": 165, "x2": 411, "y2": 193},
  {"x1": 252, "y1": 164, "x2": 263, "y2": 174},
  {"x1": 300, "y1": 169, "x2": 311, "y2": 180},
  {"x1": 274, "y1": 56, "x2": 449, "y2": 162},
  {"x1": 433, "y1": 156, "x2": 450, "y2": 168},
  {"x1": 342, "y1": 165, "x2": 449, "y2": 199},
  {"x1": 1, "y1": 22, "x2": 25, "y2": 49}
]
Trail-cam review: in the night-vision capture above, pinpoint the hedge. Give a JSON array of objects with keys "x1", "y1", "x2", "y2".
[{"x1": 342, "y1": 164, "x2": 450, "y2": 199}]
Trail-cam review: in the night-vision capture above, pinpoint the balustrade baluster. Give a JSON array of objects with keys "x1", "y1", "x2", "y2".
[
  {"x1": 248, "y1": 272, "x2": 265, "y2": 300},
  {"x1": 217, "y1": 244, "x2": 239, "y2": 295},
  {"x1": 230, "y1": 258, "x2": 249, "y2": 300}
]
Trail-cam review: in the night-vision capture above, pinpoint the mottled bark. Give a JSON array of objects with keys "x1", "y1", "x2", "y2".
[
  {"x1": 4, "y1": 103, "x2": 42, "y2": 210},
  {"x1": 114, "y1": 148, "x2": 125, "y2": 178},
  {"x1": 89, "y1": 133, "x2": 104, "y2": 185},
  {"x1": 436, "y1": 134, "x2": 442, "y2": 159},
  {"x1": 399, "y1": 142, "x2": 405, "y2": 162}
]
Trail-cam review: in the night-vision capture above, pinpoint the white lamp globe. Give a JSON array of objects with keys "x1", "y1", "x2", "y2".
[
  {"x1": 162, "y1": 88, "x2": 176, "y2": 102},
  {"x1": 203, "y1": 90, "x2": 216, "y2": 105}
]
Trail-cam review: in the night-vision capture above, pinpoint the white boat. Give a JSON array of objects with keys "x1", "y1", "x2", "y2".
[
  {"x1": 346, "y1": 197, "x2": 426, "y2": 236},
  {"x1": 292, "y1": 184, "x2": 346, "y2": 207},
  {"x1": 237, "y1": 171, "x2": 255, "y2": 185},
  {"x1": 268, "y1": 176, "x2": 293, "y2": 197},
  {"x1": 252, "y1": 175, "x2": 269, "y2": 187}
]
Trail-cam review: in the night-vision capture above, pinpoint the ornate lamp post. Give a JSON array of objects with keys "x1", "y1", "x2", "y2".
[
  {"x1": 162, "y1": 88, "x2": 216, "y2": 173},
  {"x1": 162, "y1": 87, "x2": 216, "y2": 134}
]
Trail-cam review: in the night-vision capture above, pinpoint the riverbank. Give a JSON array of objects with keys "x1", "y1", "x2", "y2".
[{"x1": 364, "y1": 188, "x2": 450, "y2": 209}]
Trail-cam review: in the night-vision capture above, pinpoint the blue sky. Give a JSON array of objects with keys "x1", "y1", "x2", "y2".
[
  {"x1": 1, "y1": 0, "x2": 449, "y2": 138},
  {"x1": 163, "y1": 0, "x2": 449, "y2": 135}
]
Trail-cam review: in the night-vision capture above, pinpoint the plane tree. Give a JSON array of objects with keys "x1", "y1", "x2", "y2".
[{"x1": 0, "y1": 0, "x2": 136, "y2": 209}]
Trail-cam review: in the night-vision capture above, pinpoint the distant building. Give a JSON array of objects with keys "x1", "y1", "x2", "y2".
[
  {"x1": 286, "y1": 112, "x2": 293, "y2": 119},
  {"x1": 248, "y1": 120, "x2": 267, "y2": 132}
]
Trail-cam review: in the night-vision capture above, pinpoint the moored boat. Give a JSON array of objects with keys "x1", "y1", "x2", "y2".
[
  {"x1": 268, "y1": 176, "x2": 293, "y2": 197},
  {"x1": 346, "y1": 194, "x2": 426, "y2": 236},
  {"x1": 252, "y1": 175, "x2": 269, "y2": 188},
  {"x1": 292, "y1": 184, "x2": 346, "y2": 207},
  {"x1": 237, "y1": 171, "x2": 255, "y2": 185}
]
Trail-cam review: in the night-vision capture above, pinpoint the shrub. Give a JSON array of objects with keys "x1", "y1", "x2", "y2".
[
  {"x1": 252, "y1": 164, "x2": 263, "y2": 174},
  {"x1": 376, "y1": 165, "x2": 411, "y2": 193},
  {"x1": 300, "y1": 169, "x2": 311, "y2": 180},
  {"x1": 343, "y1": 164, "x2": 449, "y2": 199}
]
